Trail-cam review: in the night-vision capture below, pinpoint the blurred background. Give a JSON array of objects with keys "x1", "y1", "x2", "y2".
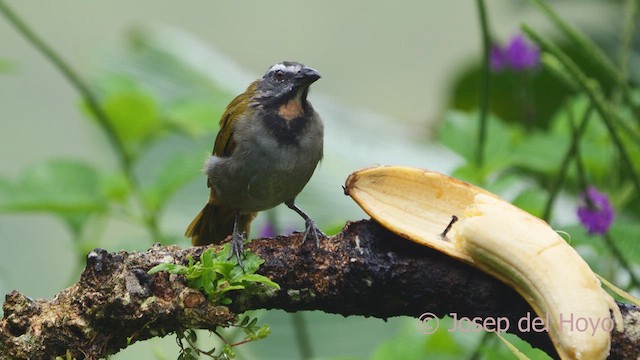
[{"x1": 0, "y1": 1, "x2": 631, "y2": 359}]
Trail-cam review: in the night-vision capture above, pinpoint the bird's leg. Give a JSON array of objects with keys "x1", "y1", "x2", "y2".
[
  {"x1": 229, "y1": 211, "x2": 246, "y2": 269},
  {"x1": 285, "y1": 200, "x2": 326, "y2": 247}
]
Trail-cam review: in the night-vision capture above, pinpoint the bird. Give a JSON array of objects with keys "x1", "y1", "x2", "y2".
[{"x1": 185, "y1": 61, "x2": 325, "y2": 265}]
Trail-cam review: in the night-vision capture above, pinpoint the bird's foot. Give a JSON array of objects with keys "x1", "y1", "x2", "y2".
[
  {"x1": 285, "y1": 200, "x2": 325, "y2": 247},
  {"x1": 229, "y1": 230, "x2": 246, "y2": 270},
  {"x1": 301, "y1": 218, "x2": 326, "y2": 248}
]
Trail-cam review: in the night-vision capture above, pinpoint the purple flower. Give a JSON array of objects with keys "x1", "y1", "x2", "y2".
[
  {"x1": 490, "y1": 34, "x2": 540, "y2": 72},
  {"x1": 259, "y1": 222, "x2": 276, "y2": 238},
  {"x1": 577, "y1": 186, "x2": 615, "y2": 235},
  {"x1": 506, "y1": 35, "x2": 540, "y2": 70},
  {"x1": 259, "y1": 222, "x2": 297, "y2": 238}
]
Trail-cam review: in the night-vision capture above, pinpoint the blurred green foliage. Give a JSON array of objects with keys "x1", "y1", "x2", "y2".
[
  {"x1": 439, "y1": 93, "x2": 640, "y2": 219},
  {"x1": 2, "y1": 0, "x2": 640, "y2": 359},
  {"x1": 448, "y1": 42, "x2": 618, "y2": 130},
  {"x1": 438, "y1": 0, "x2": 640, "y2": 357},
  {"x1": 0, "y1": 28, "x2": 233, "y2": 258}
]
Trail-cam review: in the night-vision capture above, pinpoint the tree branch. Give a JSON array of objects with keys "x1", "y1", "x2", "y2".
[{"x1": 1, "y1": 220, "x2": 638, "y2": 359}]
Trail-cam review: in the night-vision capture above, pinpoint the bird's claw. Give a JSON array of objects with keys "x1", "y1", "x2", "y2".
[
  {"x1": 302, "y1": 218, "x2": 326, "y2": 248},
  {"x1": 229, "y1": 231, "x2": 246, "y2": 270}
]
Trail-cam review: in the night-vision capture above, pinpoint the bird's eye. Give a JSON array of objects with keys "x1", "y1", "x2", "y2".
[{"x1": 273, "y1": 69, "x2": 285, "y2": 81}]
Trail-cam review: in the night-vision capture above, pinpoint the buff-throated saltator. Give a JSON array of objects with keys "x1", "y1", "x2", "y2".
[{"x1": 185, "y1": 61, "x2": 325, "y2": 264}]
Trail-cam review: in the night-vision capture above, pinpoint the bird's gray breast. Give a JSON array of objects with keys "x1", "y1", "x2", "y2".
[{"x1": 206, "y1": 111, "x2": 323, "y2": 213}]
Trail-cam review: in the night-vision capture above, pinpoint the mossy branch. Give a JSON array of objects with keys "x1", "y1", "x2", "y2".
[{"x1": 1, "y1": 220, "x2": 639, "y2": 359}]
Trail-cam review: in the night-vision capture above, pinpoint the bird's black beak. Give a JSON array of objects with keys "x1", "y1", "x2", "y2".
[{"x1": 295, "y1": 66, "x2": 321, "y2": 85}]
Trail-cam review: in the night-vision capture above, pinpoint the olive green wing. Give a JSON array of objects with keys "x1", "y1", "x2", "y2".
[
  {"x1": 212, "y1": 81, "x2": 258, "y2": 157},
  {"x1": 207, "y1": 81, "x2": 257, "y2": 189}
]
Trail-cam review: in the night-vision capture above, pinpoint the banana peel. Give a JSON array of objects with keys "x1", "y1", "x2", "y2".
[{"x1": 345, "y1": 166, "x2": 622, "y2": 360}]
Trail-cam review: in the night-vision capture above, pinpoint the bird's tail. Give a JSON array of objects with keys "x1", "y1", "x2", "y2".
[{"x1": 185, "y1": 203, "x2": 255, "y2": 246}]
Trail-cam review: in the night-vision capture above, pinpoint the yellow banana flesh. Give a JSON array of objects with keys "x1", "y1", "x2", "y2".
[{"x1": 345, "y1": 166, "x2": 622, "y2": 360}]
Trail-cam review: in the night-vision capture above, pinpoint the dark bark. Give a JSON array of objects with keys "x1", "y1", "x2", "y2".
[{"x1": 1, "y1": 220, "x2": 638, "y2": 359}]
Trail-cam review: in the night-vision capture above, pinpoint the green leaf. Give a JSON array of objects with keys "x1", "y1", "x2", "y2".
[
  {"x1": 511, "y1": 132, "x2": 569, "y2": 174},
  {"x1": 438, "y1": 111, "x2": 517, "y2": 175},
  {"x1": 200, "y1": 269, "x2": 216, "y2": 295},
  {"x1": 148, "y1": 263, "x2": 186, "y2": 274},
  {"x1": 221, "y1": 297, "x2": 232, "y2": 305},
  {"x1": 580, "y1": 146, "x2": 616, "y2": 186},
  {"x1": 609, "y1": 222, "x2": 640, "y2": 265},
  {"x1": 186, "y1": 329, "x2": 198, "y2": 343},
  {"x1": 222, "y1": 343, "x2": 235, "y2": 358},
  {"x1": 187, "y1": 275, "x2": 205, "y2": 290},
  {"x1": 238, "y1": 274, "x2": 280, "y2": 289},
  {"x1": 496, "y1": 333, "x2": 531, "y2": 360},
  {"x1": 423, "y1": 324, "x2": 462, "y2": 354},
  {"x1": 102, "y1": 90, "x2": 160, "y2": 150},
  {"x1": 484, "y1": 333, "x2": 551, "y2": 360},
  {"x1": 372, "y1": 331, "x2": 428, "y2": 360},
  {"x1": 214, "y1": 262, "x2": 236, "y2": 280},
  {"x1": 0, "y1": 157, "x2": 128, "y2": 237},
  {"x1": 324, "y1": 221, "x2": 349, "y2": 236},
  {"x1": 185, "y1": 265, "x2": 203, "y2": 280},
  {"x1": 512, "y1": 188, "x2": 547, "y2": 218},
  {"x1": 214, "y1": 244, "x2": 231, "y2": 261},
  {"x1": 201, "y1": 248, "x2": 214, "y2": 268},
  {"x1": 0, "y1": 159, "x2": 106, "y2": 215},
  {"x1": 247, "y1": 317, "x2": 258, "y2": 328},
  {"x1": 438, "y1": 111, "x2": 480, "y2": 162},
  {"x1": 238, "y1": 251, "x2": 265, "y2": 275},
  {"x1": 102, "y1": 172, "x2": 131, "y2": 203},
  {"x1": 450, "y1": 163, "x2": 488, "y2": 186},
  {"x1": 238, "y1": 316, "x2": 250, "y2": 326},
  {"x1": 256, "y1": 324, "x2": 271, "y2": 339}
]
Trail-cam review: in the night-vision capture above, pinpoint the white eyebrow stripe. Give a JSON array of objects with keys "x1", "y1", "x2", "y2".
[
  {"x1": 269, "y1": 63, "x2": 301, "y2": 73},
  {"x1": 270, "y1": 63, "x2": 287, "y2": 72}
]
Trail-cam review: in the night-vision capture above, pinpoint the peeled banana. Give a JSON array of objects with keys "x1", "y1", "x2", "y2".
[{"x1": 345, "y1": 166, "x2": 622, "y2": 360}]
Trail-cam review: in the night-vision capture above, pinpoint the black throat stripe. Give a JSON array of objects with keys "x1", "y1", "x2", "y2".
[{"x1": 262, "y1": 112, "x2": 309, "y2": 146}]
